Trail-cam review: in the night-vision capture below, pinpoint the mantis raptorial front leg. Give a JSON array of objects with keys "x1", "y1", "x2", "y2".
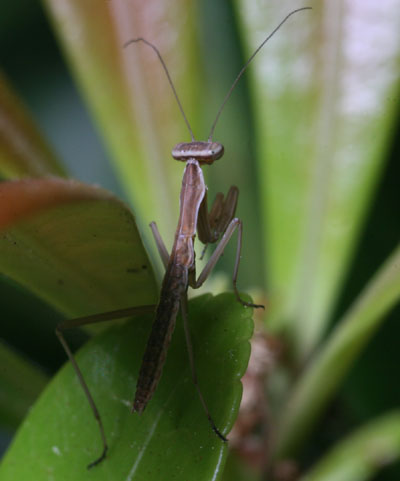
[
  {"x1": 56, "y1": 304, "x2": 155, "y2": 468},
  {"x1": 196, "y1": 187, "x2": 264, "y2": 309}
]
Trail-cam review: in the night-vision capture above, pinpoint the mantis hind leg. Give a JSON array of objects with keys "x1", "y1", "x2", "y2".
[
  {"x1": 180, "y1": 295, "x2": 227, "y2": 442},
  {"x1": 56, "y1": 305, "x2": 155, "y2": 468},
  {"x1": 149, "y1": 221, "x2": 227, "y2": 441}
]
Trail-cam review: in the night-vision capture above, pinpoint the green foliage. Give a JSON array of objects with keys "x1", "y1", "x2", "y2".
[
  {"x1": 300, "y1": 412, "x2": 400, "y2": 481},
  {"x1": 0, "y1": 340, "x2": 48, "y2": 430},
  {"x1": 0, "y1": 1, "x2": 399, "y2": 480},
  {"x1": 275, "y1": 245, "x2": 400, "y2": 458},
  {"x1": 0, "y1": 294, "x2": 253, "y2": 480},
  {"x1": 0, "y1": 178, "x2": 157, "y2": 317}
]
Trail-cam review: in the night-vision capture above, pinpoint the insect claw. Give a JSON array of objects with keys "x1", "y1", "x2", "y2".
[
  {"x1": 235, "y1": 292, "x2": 265, "y2": 310},
  {"x1": 87, "y1": 445, "x2": 108, "y2": 469},
  {"x1": 213, "y1": 425, "x2": 228, "y2": 442},
  {"x1": 248, "y1": 302, "x2": 265, "y2": 310},
  {"x1": 215, "y1": 429, "x2": 228, "y2": 443},
  {"x1": 207, "y1": 415, "x2": 228, "y2": 442}
]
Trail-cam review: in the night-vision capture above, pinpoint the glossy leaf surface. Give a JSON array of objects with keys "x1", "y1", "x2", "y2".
[
  {"x1": 0, "y1": 294, "x2": 253, "y2": 480},
  {"x1": 0, "y1": 178, "x2": 158, "y2": 317}
]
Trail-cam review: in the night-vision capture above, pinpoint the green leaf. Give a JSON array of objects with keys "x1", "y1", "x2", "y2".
[
  {"x1": 0, "y1": 178, "x2": 158, "y2": 317},
  {"x1": 0, "y1": 293, "x2": 254, "y2": 480},
  {"x1": 236, "y1": 2, "x2": 400, "y2": 357},
  {"x1": 42, "y1": 0, "x2": 203, "y2": 245},
  {"x1": 300, "y1": 411, "x2": 400, "y2": 481},
  {"x1": 0, "y1": 340, "x2": 48, "y2": 429},
  {"x1": 0, "y1": 72, "x2": 66, "y2": 179},
  {"x1": 275, "y1": 243, "x2": 400, "y2": 458}
]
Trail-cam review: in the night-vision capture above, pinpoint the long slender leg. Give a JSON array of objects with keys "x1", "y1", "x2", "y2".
[
  {"x1": 150, "y1": 221, "x2": 169, "y2": 268},
  {"x1": 58, "y1": 305, "x2": 155, "y2": 330},
  {"x1": 180, "y1": 295, "x2": 227, "y2": 442},
  {"x1": 56, "y1": 304, "x2": 155, "y2": 468},
  {"x1": 56, "y1": 326, "x2": 107, "y2": 469},
  {"x1": 192, "y1": 217, "x2": 264, "y2": 309}
]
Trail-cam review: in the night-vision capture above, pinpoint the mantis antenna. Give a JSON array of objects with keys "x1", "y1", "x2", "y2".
[
  {"x1": 208, "y1": 7, "x2": 312, "y2": 141},
  {"x1": 124, "y1": 37, "x2": 196, "y2": 141},
  {"x1": 124, "y1": 7, "x2": 311, "y2": 143}
]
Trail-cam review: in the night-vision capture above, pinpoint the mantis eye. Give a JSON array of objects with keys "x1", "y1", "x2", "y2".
[{"x1": 172, "y1": 142, "x2": 224, "y2": 163}]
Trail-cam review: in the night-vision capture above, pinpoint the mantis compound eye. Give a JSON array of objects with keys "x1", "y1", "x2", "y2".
[{"x1": 172, "y1": 142, "x2": 224, "y2": 164}]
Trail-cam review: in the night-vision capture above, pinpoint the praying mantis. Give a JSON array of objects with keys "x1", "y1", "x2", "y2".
[{"x1": 55, "y1": 8, "x2": 310, "y2": 468}]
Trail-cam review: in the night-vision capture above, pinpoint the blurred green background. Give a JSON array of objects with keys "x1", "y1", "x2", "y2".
[
  {"x1": 0, "y1": 0, "x2": 399, "y2": 479},
  {"x1": 0, "y1": 0, "x2": 264, "y2": 453}
]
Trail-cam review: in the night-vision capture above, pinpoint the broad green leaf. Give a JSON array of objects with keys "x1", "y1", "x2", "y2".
[
  {"x1": 43, "y1": 0, "x2": 202, "y2": 246},
  {"x1": 300, "y1": 411, "x2": 400, "y2": 481},
  {"x1": 236, "y1": 1, "x2": 400, "y2": 357},
  {"x1": 0, "y1": 72, "x2": 65, "y2": 179},
  {"x1": 0, "y1": 340, "x2": 48, "y2": 430},
  {"x1": 0, "y1": 178, "x2": 158, "y2": 317},
  {"x1": 275, "y1": 244, "x2": 400, "y2": 458},
  {"x1": 0, "y1": 293, "x2": 254, "y2": 480}
]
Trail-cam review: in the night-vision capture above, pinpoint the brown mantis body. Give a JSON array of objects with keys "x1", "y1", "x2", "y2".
[
  {"x1": 56, "y1": 8, "x2": 310, "y2": 468},
  {"x1": 133, "y1": 141, "x2": 258, "y2": 421},
  {"x1": 133, "y1": 151, "x2": 210, "y2": 413}
]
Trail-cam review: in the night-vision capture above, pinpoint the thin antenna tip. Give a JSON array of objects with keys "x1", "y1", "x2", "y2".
[
  {"x1": 207, "y1": 6, "x2": 312, "y2": 141},
  {"x1": 123, "y1": 38, "x2": 141, "y2": 49}
]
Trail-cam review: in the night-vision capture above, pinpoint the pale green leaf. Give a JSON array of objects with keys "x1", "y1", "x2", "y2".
[
  {"x1": 236, "y1": 0, "x2": 400, "y2": 358},
  {"x1": 43, "y1": 0, "x2": 203, "y2": 246},
  {"x1": 275, "y1": 244, "x2": 400, "y2": 458},
  {"x1": 301, "y1": 412, "x2": 400, "y2": 481}
]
